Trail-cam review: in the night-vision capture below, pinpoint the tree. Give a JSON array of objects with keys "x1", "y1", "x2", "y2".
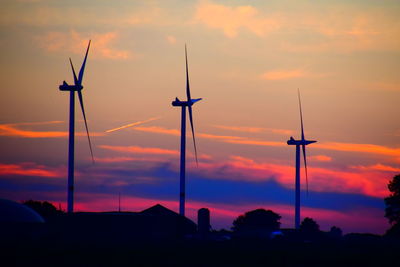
[
  {"x1": 232, "y1": 209, "x2": 281, "y2": 233},
  {"x1": 300, "y1": 217, "x2": 320, "y2": 233},
  {"x1": 329, "y1": 226, "x2": 342, "y2": 238},
  {"x1": 384, "y1": 174, "x2": 400, "y2": 225},
  {"x1": 22, "y1": 200, "x2": 64, "y2": 218}
]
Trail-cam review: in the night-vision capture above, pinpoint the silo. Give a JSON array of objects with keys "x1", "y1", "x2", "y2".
[{"x1": 197, "y1": 208, "x2": 210, "y2": 239}]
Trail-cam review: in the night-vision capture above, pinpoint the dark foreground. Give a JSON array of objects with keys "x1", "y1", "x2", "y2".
[{"x1": 3, "y1": 236, "x2": 400, "y2": 267}]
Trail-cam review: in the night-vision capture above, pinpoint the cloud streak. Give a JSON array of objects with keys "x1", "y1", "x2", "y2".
[{"x1": 106, "y1": 117, "x2": 160, "y2": 133}]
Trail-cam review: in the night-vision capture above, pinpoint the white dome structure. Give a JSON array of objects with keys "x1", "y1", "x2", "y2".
[{"x1": 0, "y1": 199, "x2": 44, "y2": 223}]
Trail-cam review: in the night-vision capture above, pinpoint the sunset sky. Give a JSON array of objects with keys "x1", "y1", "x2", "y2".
[{"x1": 1, "y1": 0, "x2": 400, "y2": 234}]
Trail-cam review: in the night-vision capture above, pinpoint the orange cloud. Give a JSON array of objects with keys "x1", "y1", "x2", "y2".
[
  {"x1": 0, "y1": 163, "x2": 61, "y2": 177},
  {"x1": 0, "y1": 122, "x2": 103, "y2": 138},
  {"x1": 260, "y1": 69, "x2": 306, "y2": 80},
  {"x1": 310, "y1": 155, "x2": 332, "y2": 162},
  {"x1": 37, "y1": 30, "x2": 131, "y2": 60},
  {"x1": 166, "y1": 35, "x2": 177, "y2": 44},
  {"x1": 0, "y1": 123, "x2": 67, "y2": 138},
  {"x1": 229, "y1": 139, "x2": 400, "y2": 159},
  {"x1": 315, "y1": 142, "x2": 400, "y2": 157},
  {"x1": 132, "y1": 126, "x2": 400, "y2": 159},
  {"x1": 194, "y1": 0, "x2": 281, "y2": 38},
  {"x1": 106, "y1": 117, "x2": 160, "y2": 133},
  {"x1": 99, "y1": 145, "x2": 179, "y2": 156}
]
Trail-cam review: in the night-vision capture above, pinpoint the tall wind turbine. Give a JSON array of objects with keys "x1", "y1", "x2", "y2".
[
  {"x1": 59, "y1": 40, "x2": 94, "y2": 213},
  {"x1": 171, "y1": 45, "x2": 202, "y2": 217},
  {"x1": 287, "y1": 90, "x2": 316, "y2": 229}
]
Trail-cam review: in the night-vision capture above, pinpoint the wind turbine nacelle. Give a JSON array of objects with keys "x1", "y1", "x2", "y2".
[
  {"x1": 172, "y1": 97, "x2": 202, "y2": 107},
  {"x1": 287, "y1": 138, "x2": 317, "y2": 145},
  {"x1": 59, "y1": 81, "x2": 83, "y2": 91},
  {"x1": 172, "y1": 98, "x2": 185, "y2": 106},
  {"x1": 287, "y1": 138, "x2": 298, "y2": 145}
]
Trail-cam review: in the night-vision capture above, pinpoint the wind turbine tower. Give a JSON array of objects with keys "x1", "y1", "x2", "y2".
[
  {"x1": 59, "y1": 40, "x2": 94, "y2": 213},
  {"x1": 171, "y1": 45, "x2": 202, "y2": 217},
  {"x1": 287, "y1": 90, "x2": 316, "y2": 229}
]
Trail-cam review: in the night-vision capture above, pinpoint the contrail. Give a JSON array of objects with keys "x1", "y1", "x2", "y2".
[{"x1": 106, "y1": 117, "x2": 160, "y2": 133}]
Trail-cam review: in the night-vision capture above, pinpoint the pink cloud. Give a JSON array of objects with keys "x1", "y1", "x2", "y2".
[
  {"x1": 193, "y1": 155, "x2": 390, "y2": 198},
  {"x1": 351, "y1": 163, "x2": 400, "y2": 173}
]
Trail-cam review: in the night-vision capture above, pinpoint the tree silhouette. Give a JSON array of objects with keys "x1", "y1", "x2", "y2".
[
  {"x1": 23, "y1": 200, "x2": 64, "y2": 218},
  {"x1": 232, "y1": 209, "x2": 281, "y2": 233},
  {"x1": 329, "y1": 226, "x2": 342, "y2": 237},
  {"x1": 300, "y1": 217, "x2": 320, "y2": 233},
  {"x1": 384, "y1": 174, "x2": 400, "y2": 225}
]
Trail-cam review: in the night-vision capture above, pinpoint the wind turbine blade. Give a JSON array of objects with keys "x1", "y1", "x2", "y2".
[
  {"x1": 185, "y1": 44, "x2": 191, "y2": 102},
  {"x1": 78, "y1": 40, "x2": 91, "y2": 85},
  {"x1": 77, "y1": 91, "x2": 94, "y2": 163},
  {"x1": 69, "y1": 58, "x2": 78, "y2": 85},
  {"x1": 188, "y1": 105, "x2": 198, "y2": 165},
  {"x1": 298, "y1": 89, "x2": 305, "y2": 141},
  {"x1": 184, "y1": 44, "x2": 198, "y2": 165},
  {"x1": 302, "y1": 144, "x2": 309, "y2": 195}
]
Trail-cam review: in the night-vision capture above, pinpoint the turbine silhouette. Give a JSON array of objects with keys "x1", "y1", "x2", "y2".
[
  {"x1": 59, "y1": 40, "x2": 94, "y2": 213},
  {"x1": 287, "y1": 90, "x2": 316, "y2": 229},
  {"x1": 171, "y1": 45, "x2": 202, "y2": 216}
]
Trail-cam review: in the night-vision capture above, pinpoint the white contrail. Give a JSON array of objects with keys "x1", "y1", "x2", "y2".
[{"x1": 105, "y1": 117, "x2": 160, "y2": 133}]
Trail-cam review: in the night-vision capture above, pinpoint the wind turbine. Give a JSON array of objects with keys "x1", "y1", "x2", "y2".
[
  {"x1": 59, "y1": 40, "x2": 94, "y2": 213},
  {"x1": 171, "y1": 45, "x2": 202, "y2": 217},
  {"x1": 287, "y1": 90, "x2": 316, "y2": 229}
]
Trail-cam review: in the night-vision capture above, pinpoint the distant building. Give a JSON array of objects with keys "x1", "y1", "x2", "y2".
[{"x1": 45, "y1": 204, "x2": 197, "y2": 243}]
